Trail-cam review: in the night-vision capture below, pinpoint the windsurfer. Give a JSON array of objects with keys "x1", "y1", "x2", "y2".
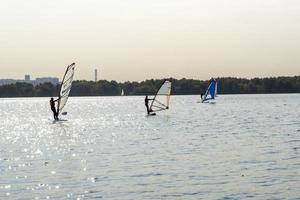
[
  {"x1": 50, "y1": 97, "x2": 59, "y2": 120},
  {"x1": 145, "y1": 95, "x2": 154, "y2": 114}
]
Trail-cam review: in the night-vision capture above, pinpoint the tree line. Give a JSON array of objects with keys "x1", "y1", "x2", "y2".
[{"x1": 0, "y1": 76, "x2": 299, "y2": 97}]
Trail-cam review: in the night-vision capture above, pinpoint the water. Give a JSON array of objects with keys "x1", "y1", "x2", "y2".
[{"x1": 0, "y1": 94, "x2": 299, "y2": 199}]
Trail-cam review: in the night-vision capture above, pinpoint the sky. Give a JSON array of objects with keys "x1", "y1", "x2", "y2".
[{"x1": 0, "y1": 0, "x2": 299, "y2": 81}]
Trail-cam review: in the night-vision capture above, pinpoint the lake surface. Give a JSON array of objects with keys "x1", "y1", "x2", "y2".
[{"x1": 0, "y1": 94, "x2": 299, "y2": 199}]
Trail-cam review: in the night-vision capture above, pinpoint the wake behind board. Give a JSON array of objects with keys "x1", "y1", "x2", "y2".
[
  {"x1": 201, "y1": 100, "x2": 216, "y2": 104},
  {"x1": 57, "y1": 118, "x2": 68, "y2": 121},
  {"x1": 54, "y1": 119, "x2": 68, "y2": 123},
  {"x1": 49, "y1": 118, "x2": 68, "y2": 123}
]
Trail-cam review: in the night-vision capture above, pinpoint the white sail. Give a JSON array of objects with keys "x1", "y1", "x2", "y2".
[
  {"x1": 121, "y1": 89, "x2": 124, "y2": 96},
  {"x1": 57, "y1": 63, "x2": 75, "y2": 115},
  {"x1": 149, "y1": 80, "x2": 172, "y2": 112}
]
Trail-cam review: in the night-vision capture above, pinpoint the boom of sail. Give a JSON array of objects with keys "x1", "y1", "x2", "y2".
[
  {"x1": 202, "y1": 78, "x2": 217, "y2": 103},
  {"x1": 149, "y1": 80, "x2": 172, "y2": 113},
  {"x1": 57, "y1": 63, "x2": 75, "y2": 115}
]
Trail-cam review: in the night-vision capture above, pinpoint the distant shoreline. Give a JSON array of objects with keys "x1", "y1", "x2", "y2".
[
  {"x1": 0, "y1": 76, "x2": 299, "y2": 97},
  {"x1": 0, "y1": 93, "x2": 300, "y2": 100}
]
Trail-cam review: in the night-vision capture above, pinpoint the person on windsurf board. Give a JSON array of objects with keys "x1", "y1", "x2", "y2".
[
  {"x1": 145, "y1": 80, "x2": 172, "y2": 116},
  {"x1": 50, "y1": 62, "x2": 76, "y2": 121},
  {"x1": 145, "y1": 95, "x2": 154, "y2": 115},
  {"x1": 50, "y1": 97, "x2": 59, "y2": 120}
]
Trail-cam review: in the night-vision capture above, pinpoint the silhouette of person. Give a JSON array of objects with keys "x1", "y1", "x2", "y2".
[
  {"x1": 145, "y1": 95, "x2": 153, "y2": 114},
  {"x1": 50, "y1": 97, "x2": 59, "y2": 120},
  {"x1": 201, "y1": 93, "x2": 203, "y2": 100}
]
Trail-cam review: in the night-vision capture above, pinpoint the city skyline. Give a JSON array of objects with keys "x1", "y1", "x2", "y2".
[
  {"x1": 1, "y1": 0, "x2": 300, "y2": 81},
  {"x1": 0, "y1": 74, "x2": 59, "y2": 86},
  {"x1": 0, "y1": 69, "x2": 299, "y2": 83}
]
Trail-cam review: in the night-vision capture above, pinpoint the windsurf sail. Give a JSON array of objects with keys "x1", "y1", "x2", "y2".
[
  {"x1": 202, "y1": 78, "x2": 217, "y2": 103},
  {"x1": 149, "y1": 80, "x2": 172, "y2": 113},
  {"x1": 57, "y1": 63, "x2": 75, "y2": 115},
  {"x1": 121, "y1": 89, "x2": 124, "y2": 96}
]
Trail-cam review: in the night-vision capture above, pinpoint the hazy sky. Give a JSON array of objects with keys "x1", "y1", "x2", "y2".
[{"x1": 0, "y1": 0, "x2": 299, "y2": 81}]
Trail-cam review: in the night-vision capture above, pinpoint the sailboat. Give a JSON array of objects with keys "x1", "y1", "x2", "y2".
[
  {"x1": 121, "y1": 89, "x2": 124, "y2": 96},
  {"x1": 56, "y1": 63, "x2": 76, "y2": 118},
  {"x1": 148, "y1": 80, "x2": 172, "y2": 115},
  {"x1": 201, "y1": 78, "x2": 217, "y2": 103}
]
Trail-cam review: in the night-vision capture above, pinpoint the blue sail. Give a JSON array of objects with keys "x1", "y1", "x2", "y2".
[{"x1": 202, "y1": 78, "x2": 217, "y2": 103}]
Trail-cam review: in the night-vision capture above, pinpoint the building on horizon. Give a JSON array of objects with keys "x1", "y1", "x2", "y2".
[
  {"x1": 0, "y1": 79, "x2": 17, "y2": 86},
  {"x1": 25, "y1": 74, "x2": 30, "y2": 81},
  {"x1": 0, "y1": 75, "x2": 59, "y2": 86},
  {"x1": 35, "y1": 77, "x2": 59, "y2": 86},
  {"x1": 95, "y1": 69, "x2": 98, "y2": 82}
]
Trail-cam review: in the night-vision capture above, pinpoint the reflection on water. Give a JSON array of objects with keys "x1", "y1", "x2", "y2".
[{"x1": 0, "y1": 94, "x2": 299, "y2": 199}]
